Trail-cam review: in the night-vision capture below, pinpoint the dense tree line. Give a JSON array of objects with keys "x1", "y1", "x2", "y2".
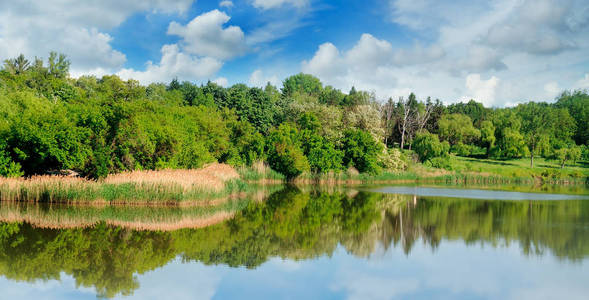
[
  {"x1": 406, "y1": 96, "x2": 588, "y2": 168},
  {"x1": 0, "y1": 53, "x2": 587, "y2": 178}
]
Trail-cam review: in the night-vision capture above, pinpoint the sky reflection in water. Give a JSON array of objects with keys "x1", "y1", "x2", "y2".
[{"x1": 0, "y1": 186, "x2": 587, "y2": 299}]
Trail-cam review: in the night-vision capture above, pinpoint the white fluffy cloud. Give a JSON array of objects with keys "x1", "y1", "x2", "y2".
[
  {"x1": 462, "y1": 74, "x2": 500, "y2": 107},
  {"x1": 543, "y1": 81, "x2": 561, "y2": 99},
  {"x1": 117, "y1": 44, "x2": 222, "y2": 84},
  {"x1": 345, "y1": 34, "x2": 394, "y2": 71},
  {"x1": 0, "y1": 0, "x2": 194, "y2": 73},
  {"x1": 575, "y1": 74, "x2": 589, "y2": 89},
  {"x1": 219, "y1": 1, "x2": 234, "y2": 8},
  {"x1": 248, "y1": 69, "x2": 280, "y2": 87},
  {"x1": 479, "y1": 0, "x2": 581, "y2": 55},
  {"x1": 301, "y1": 43, "x2": 344, "y2": 78},
  {"x1": 302, "y1": 34, "x2": 449, "y2": 97},
  {"x1": 251, "y1": 0, "x2": 308, "y2": 10},
  {"x1": 119, "y1": 8, "x2": 250, "y2": 84},
  {"x1": 301, "y1": 0, "x2": 589, "y2": 106},
  {"x1": 168, "y1": 9, "x2": 246, "y2": 60},
  {"x1": 0, "y1": 3, "x2": 250, "y2": 84},
  {"x1": 213, "y1": 77, "x2": 229, "y2": 87}
]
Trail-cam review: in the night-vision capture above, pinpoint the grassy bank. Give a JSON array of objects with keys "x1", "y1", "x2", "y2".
[
  {"x1": 1, "y1": 157, "x2": 586, "y2": 206},
  {"x1": 276, "y1": 155, "x2": 588, "y2": 186},
  {"x1": 0, "y1": 177, "x2": 252, "y2": 205},
  {"x1": 421, "y1": 156, "x2": 588, "y2": 185},
  {"x1": 0, "y1": 164, "x2": 283, "y2": 205}
]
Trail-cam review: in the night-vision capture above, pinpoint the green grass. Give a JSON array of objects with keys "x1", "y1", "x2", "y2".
[
  {"x1": 0, "y1": 178, "x2": 267, "y2": 205},
  {"x1": 3, "y1": 155, "x2": 585, "y2": 206},
  {"x1": 295, "y1": 171, "x2": 420, "y2": 182},
  {"x1": 291, "y1": 155, "x2": 588, "y2": 186},
  {"x1": 238, "y1": 165, "x2": 286, "y2": 181},
  {"x1": 447, "y1": 156, "x2": 588, "y2": 180}
]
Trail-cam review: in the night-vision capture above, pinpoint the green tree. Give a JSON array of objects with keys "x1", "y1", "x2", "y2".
[
  {"x1": 3, "y1": 54, "x2": 30, "y2": 75},
  {"x1": 342, "y1": 86, "x2": 371, "y2": 106},
  {"x1": 246, "y1": 87, "x2": 276, "y2": 133},
  {"x1": 437, "y1": 113, "x2": 480, "y2": 145},
  {"x1": 555, "y1": 90, "x2": 589, "y2": 145},
  {"x1": 491, "y1": 110, "x2": 527, "y2": 158},
  {"x1": 413, "y1": 132, "x2": 449, "y2": 162},
  {"x1": 223, "y1": 115, "x2": 265, "y2": 166},
  {"x1": 341, "y1": 129, "x2": 382, "y2": 174},
  {"x1": 48, "y1": 52, "x2": 70, "y2": 78},
  {"x1": 203, "y1": 81, "x2": 228, "y2": 107},
  {"x1": 1, "y1": 92, "x2": 92, "y2": 174},
  {"x1": 517, "y1": 102, "x2": 553, "y2": 167},
  {"x1": 447, "y1": 99, "x2": 488, "y2": 127},
  {"x1": 306, "y1": 136, "x2": 343, "y2": 173},
  {"x1": 480, "y1": 120, "x2": 496, "y2": 157},
  {"x1": 296, "y1": 114, "x2": 343, "y2": 173},
  {"x1": 319, "y1": 86, "x2": 345, "y2": 105},
  {"x1": 281, "y1": 73, "x2": 323, "y2": 97},
  {"x1": 0, "y1": 148, "x2": 23, "y2": 177},
  {"x1": 344, "y1": 104, "x2": 385, "y2": 142},
  {"x1": 555, "y1": 146, "x2": 581, "y2": 168},
  {"x1": 550, "y1": 107, "x2": 577, "y2": 149},
  {"x1": 266, "y1": 123, "x2": 309, "y2": 179}
]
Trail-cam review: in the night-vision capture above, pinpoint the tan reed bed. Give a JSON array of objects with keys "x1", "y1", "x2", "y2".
[
  {"x1": 104, "y1": 163, "x2": 240, "y2": 191},
  {"x1": 0, "y1": 163, "x2": 251, "y2": 205},
  {"x1": 106, "y1": 211, "x2": 236, "y2": 231},
  {"x1": 0, "y1": 210, "x2": 236, "y2": 231},
  {"x1": 0, "y1": 198, "x2": 248, "y2": 231}
]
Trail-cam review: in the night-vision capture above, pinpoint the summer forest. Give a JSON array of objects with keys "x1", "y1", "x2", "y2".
[{"x1": 1, "y1": 0, "x2": 588, "y2": 299}]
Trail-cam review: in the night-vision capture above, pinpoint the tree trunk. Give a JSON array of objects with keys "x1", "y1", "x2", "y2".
[{"x1": 530, "y1": 149, "x2": 534, "y2": 168}]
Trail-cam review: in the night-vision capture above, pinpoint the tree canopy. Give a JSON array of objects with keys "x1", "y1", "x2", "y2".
[{"x1": 0, "y1": 52, "x2": 586, "y2": 179}]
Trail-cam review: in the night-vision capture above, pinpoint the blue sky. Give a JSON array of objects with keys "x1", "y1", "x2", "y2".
[
  {"x1": 2, "y1": 242, "x2": 589, "y2": 299},
  {"x1": 1, "y1": 0, "x2": 589, "y2": 106}
]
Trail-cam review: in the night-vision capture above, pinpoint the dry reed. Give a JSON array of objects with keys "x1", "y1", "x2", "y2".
[
  {"x1": 0, "y1": 208, "x2": 235, "y2": 231},
  {"x1": 0, "y1": 198, "x2": 247, "y2": 231},
  {"x1": 104, "y1": 163, "x2": 240, "y2": 192},
  {"x1": 0, "y1": 163, "x2": 246, "y2": 204}
]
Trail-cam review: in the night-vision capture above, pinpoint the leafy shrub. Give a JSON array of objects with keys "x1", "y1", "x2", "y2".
[
  {"x1": 413, "y1": 132, "x2": 449, "y2": 162},
  {"x1": 306, "y1": 139, "x2": 343, "y2": 173},
  {"x1": 451, "y1": 142, "x2": 471, "y2": 157},
  {"x1": 378, "y1": 148, "x2": 407, "y2": 171},
  {"x1": 555, "y1": 146, "x2": 582, "y2": 168},
  {"x1": 500, "y1": 128, "x2": 528, "y2": 158},
  {"x1": 265, "y1": 123, "x2": 309, "y2": 179},
  {"x1": 425, "y1": 157, "x2": 453, "y2": 170},
  {"x1": 341, "y1": 129, "x2": 382, "y2": 174},
  {"x1": 224, "y1": 118, "x2": 265, "y2": 166},
  {"x1": 0, "y1": 150, "x2": 23, "y2": 177},
  {"x1": 581, "y1": 145, "x2": 589, "y2": 161},
  {"x1": 437, "y1": 113, "x2": 480, "y2": 145}
]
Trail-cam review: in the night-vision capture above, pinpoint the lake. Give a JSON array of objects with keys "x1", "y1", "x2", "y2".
[{"x1": 0, "y1": 185, "x2": 588, "y2": 299}]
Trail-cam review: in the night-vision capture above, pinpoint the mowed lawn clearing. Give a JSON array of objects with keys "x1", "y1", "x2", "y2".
[{"x1": 449, "y1": 156, "x2": 588, "y2": 179}]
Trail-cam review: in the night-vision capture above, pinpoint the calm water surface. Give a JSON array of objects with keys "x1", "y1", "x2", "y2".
[{"x1": 0, "y1": 186, "x2": 588, "y2": 299}]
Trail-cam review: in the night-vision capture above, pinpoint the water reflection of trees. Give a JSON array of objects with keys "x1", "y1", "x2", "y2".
[
  {"x1": 390, "y1": 196, "x2": 589, "y2": 260},
  {"x1": 0, "y1": 187, "x2": 587, "y2": 298}
]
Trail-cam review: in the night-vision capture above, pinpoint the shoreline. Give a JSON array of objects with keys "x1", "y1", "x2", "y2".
[{"x1": 0, "y1": 165, "x2": 587, "y2": 206}]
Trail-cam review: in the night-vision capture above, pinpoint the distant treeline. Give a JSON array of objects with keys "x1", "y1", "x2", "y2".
[{"x1": 0, "y1": 53, "x2": 587, "y2": 179}]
